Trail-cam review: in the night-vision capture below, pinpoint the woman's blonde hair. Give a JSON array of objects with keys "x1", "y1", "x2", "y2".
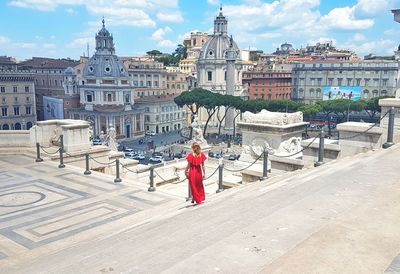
[{"x1": 191, "y1": 142, "x2": 202, "y2": 156}]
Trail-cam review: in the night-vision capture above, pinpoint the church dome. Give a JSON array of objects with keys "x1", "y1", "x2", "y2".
[
  {"x1": 83, "y1": 19, "x2": 128, "y2": 78},
  {"x1": 199, "y1": 35, "x2": 240, "y2": 60},
  {"x1": 198, "y1": 7, "x2": 240, "y2": 61}
]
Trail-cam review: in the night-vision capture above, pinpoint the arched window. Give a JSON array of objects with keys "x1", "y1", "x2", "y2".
[
  {"x1": 14, "y1": 123, "x2": 21, "y2": 130},
  {"x1": 363, "y1": 89, "x2": 369, "y2": 99},
  {"x1": 107, "y1": 93, "x2": 112, "y2": 102},
  {"x1": 26, "y1": 122, "x2": 33, "y2": 130},
  {"x1": 2, "y1": 124, "x2": 9, "y2": 130}
]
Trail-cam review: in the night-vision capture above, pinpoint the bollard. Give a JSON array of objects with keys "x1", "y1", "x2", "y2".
[
  {"x1": 35, "y1": 142, "x2": 43, "y2": 162},
  {"x1": 84, "y1": 153, "x2": 91, "y2": 175},
  {"x1": 58, "y1": 135, "x2": 65, "y2": 168},
  {"x1": 314, "y1": 130, "x2": 325, "y2": 167},
  {"x1": 216, "y1": 163, "x2": 224, "y2": 193},
  {"x1": 260, "y1": 149, "x2": 268, "y2": 181},
  {"x1": 114, "y1": 159, "x2": 122, "y2": 183},
  {"x1": 383, "y1": 107, "x2": 395, "y2": 149},
  {"x1": 148, "y1": 166, "x2": 156, "y2": 192},
  {"x1": 186, "y1": 181, "x2": 192, "y2": 201}
]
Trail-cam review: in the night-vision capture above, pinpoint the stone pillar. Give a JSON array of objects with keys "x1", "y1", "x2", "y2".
[
  {"x1": 379, "y1": 98, "x2": 400, "y2": 143},
  {"x1": 224, "y1": 36, "x2": 237, "y2": 133}
]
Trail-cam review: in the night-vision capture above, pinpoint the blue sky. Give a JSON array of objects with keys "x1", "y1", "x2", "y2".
[{"x1": 0, "y1": 0, "x2": 400, "y2": 61}]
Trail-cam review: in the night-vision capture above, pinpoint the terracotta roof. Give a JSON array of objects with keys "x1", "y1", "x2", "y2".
[{"x1": 19, "y1": 57, "x2": 79, "y2": 69}]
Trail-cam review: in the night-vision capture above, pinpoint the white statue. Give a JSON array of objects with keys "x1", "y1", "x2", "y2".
[
  {"x1": 107, "y1": 124, "x2": 118, "y2": 151},
  {"x1": 242, "y1": 110, "x2": 303, "y2": 126},
  {"x1": 50, "y1": 127, "x2": 61, "y2": 145},
  {"x1": 240, "y1": 139, "x2": 273, "y2": 161},
  {"x1": 88, "y1": 125, "x2": 93, "y2": 141},
  {"x1": 275, "y1": 137, "x2": 302, "y2": 158},
  {"x1": 190, "y1": 115, "x2": 207, "y2": 145},
  {"x1": 99, "y1": 131, "x2": 106, "y2": 145}
]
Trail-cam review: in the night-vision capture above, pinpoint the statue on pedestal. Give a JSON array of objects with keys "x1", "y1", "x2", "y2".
[
  {"x1": 106, "y1": 124, "x2": 118, "y2": 151},
  {"x1": 190, "y1": 115, "x2": 207, "y2": 146}
]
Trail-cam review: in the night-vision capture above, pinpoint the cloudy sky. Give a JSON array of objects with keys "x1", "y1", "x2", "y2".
[{"x1": 0, "y1": 0, "x2": 400, "y2": 61}]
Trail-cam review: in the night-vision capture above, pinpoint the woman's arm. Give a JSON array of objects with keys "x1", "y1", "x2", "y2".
[
  {"x1": 201, "y1": 163, "x2": 205, "y2": 179},
  {"x1": 185, "y1": 162, "x2": 190, "y2": 178}
]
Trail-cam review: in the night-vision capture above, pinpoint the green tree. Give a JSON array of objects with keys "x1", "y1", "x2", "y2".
[
  {"x1": 173, "y1": 44, "x2": 187, "y2": 60},
  {"x1": 299, "y1": 104, "x2": 322, "y2": 119},
  {"x1": 146, "y1": 50, "x2": 162, "y2": 58}
]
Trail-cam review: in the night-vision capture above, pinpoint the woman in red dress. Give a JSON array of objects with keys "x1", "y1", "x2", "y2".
[{"x1": 185, "y1": 142, "x2": 206, "y2": 204}]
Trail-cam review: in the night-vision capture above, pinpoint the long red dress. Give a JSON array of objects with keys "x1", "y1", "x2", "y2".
[{"x1": 186, "y1": 153, "x2": 206, "y2": 204}]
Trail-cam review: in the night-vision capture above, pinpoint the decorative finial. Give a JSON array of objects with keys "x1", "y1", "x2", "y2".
[
  {"x1": 102, "y1": 16, "x2": 105, "y2": 28},
  {"x1": 220, "y1": 3, "x2": 222, "y2": 12}
]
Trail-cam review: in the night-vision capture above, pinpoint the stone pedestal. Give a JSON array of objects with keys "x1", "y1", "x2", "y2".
[
  {"x1": 238, "y1": 121, "x2": 308, "y2": 150},
  {"x1": 32, "y1": 119, "x2": 91, "y2": 152},
  {"x1": 379, "y1": 98, "x2": 400, "y2": 144},
  {"x1": 337, "y1": 122, "x2": 383, "y2": 157}
]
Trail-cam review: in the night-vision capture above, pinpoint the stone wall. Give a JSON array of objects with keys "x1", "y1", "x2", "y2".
[{"x1": 0, "y1": 130, "x2": 31, "y2": 147}]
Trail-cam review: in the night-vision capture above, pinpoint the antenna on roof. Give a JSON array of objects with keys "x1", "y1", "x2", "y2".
[{"x1": 102, "y1": 16, "x2": 105, "y2": 28}]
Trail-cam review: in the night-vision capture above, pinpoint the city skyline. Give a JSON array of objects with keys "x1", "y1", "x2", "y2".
[{"x1": 0, "y1": 0, "x2": 400, "y2": 60}]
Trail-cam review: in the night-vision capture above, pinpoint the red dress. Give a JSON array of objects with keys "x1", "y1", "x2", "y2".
[{"x1": 186, "y1": 153, "x2": 206, "y2": 204}]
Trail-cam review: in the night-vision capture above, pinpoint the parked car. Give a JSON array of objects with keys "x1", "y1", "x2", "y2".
[
  {"x1": 145, "y1": 130, "x2": 156, "y2": 136},
  {"x1": 149, "y1": 155, "x2": 163, "y2": 163},
  {"x1": 133, "y1": 154, "x2": 146, "y2": 160},
  {"x1": 92, "y1": 139, "x2": 102, "y2": 145},
  {"x1": 228, "y1": 154, "x2": 238, "y2": 161},
  {"x1": 174, "y1": 153, "x2": 184, "y2": 159}
]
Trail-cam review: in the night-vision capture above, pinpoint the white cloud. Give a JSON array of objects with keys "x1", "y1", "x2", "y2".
[
  {"x1": 207, "y1": 0, "x2": 219, "y2": 5},
  {"x1": 343, "y1": 39, "x2": 397, "y2": 56},
  {"x1": 158, "y1": 39, "x2": 176, "y2": 48},
  {"x1": 43, "y1": 43, "x2": 56, "y2": 49},
  {"x1": 151, "y1": 27, "x2": 172, "y2": 40},
  {"x1": 319, "y1": 6, "x2": 374, "y2": 30},
  {"x1": 0, "y1": 36, "x2": 11, "y2": 44},
  {"x1": 156, "y1": 11, "x2": 183, "y2": 23},
  {"x1": 352, "y1": 33, "x2": 367, "y2": 42},
  {"x1": 67, "y1": 37, "x2": 92, "y2": 49},
  {"x1": 354, "y1": 0, "x2": 395, "y2": 17},
  {"x1": 65, "y1": 8, "x2": 76, "y2": 14},
  {"x1": 15, "y1": 42, "x2": 37, "y2": 49},
  {"x1": 8, "y1": 0, "x2": 183, "y2": 27}
]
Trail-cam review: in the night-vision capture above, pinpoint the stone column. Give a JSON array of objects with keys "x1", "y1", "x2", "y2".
[{"x1": 224, "y1": 36, "x2": 237, "y2": 133}]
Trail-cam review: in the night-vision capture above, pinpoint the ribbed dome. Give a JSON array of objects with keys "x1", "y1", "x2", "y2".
[
  {"x1": 83, "y1": 54, "x2": 127, "y2": 78},
  {"x1": 199, "y1": 34, "x2": 240, "y2": 60},
  {"x1": 83, "y1": 18, "x2": 128, "y2": 78}
]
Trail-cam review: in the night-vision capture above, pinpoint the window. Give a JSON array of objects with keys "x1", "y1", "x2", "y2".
[
  {"x1": 25, "y1": 86, "x2": 29, "y2": 92},
  {"x1": 154, "y1": 81, "x2": 158, "y2": 87},
  {"x1": 125, "y1": 95, "x2": 130, "y2": 104},
  {"x1": 14, "y1": 97, "x2": 18, "y2": 102},
  {"x1": 86, "y1": 94, "x2": 93, "y2": 102},
  {"x1": 13, "y1": 86, "x2": 17, "y2": 93},
  {"x1": 310, "y1": 78, "x2": 315, "y2": 86},
  {"x1": 107, "y1": 93, "x2": 112, "y2": 102},
  {"x1": 337, "y1": 78, "x2": 342, "y2": 86},
  {"x1": 26, "y1": 106, "x2": 31, "y2": 115},
  {"x1": 0, "y1": 87, "x2": 4, "y2": 93},
  {"x1": 14, "y1": 107, "x2": 19, "y2": 116},
  {"x1": 147, "y1": 81, "x2": 151, "y2": 87},
  {"x1": 356, "y1": 78, "x2": 361, "y2": 86},
  {"x1": 2, "y1": 97, "x2": 5, "y2": 103},
  {"x1": 26, "y1": 97, "x2": 30, "y2": 102},
  {"x1": 1, "y1": 107, "x2": 7, "y2": 116},
  {"x1": 382, "y1": 79, "x2": 388, "y2": 87},
  {"x1": 207, "y1": 71, "x2": 212, "y2": 81},
  {"x1": 317, "y1": 78, "x2": 322, "y2": 86},
  {"x1": 365, "y1": 78, "x2": 370, "y2": 86},
  {"x1": 55, "y1": 80, "x2": 58, "y2": 86},
  {"x1": 347, "y1": 78, "x2": 352, "y2": 86},
  {"x1": 328, "y1": 78, "x2": 333, "y2": 86}
]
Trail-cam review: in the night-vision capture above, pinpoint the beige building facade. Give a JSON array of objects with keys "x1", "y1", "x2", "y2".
[{"x1": 0, "y1": 71, "x2": 36, "y2": 130}]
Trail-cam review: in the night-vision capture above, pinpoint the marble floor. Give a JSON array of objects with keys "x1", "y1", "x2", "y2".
[{"x1": 0, "y1": 155, "x2": 185, "y2": 266}]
